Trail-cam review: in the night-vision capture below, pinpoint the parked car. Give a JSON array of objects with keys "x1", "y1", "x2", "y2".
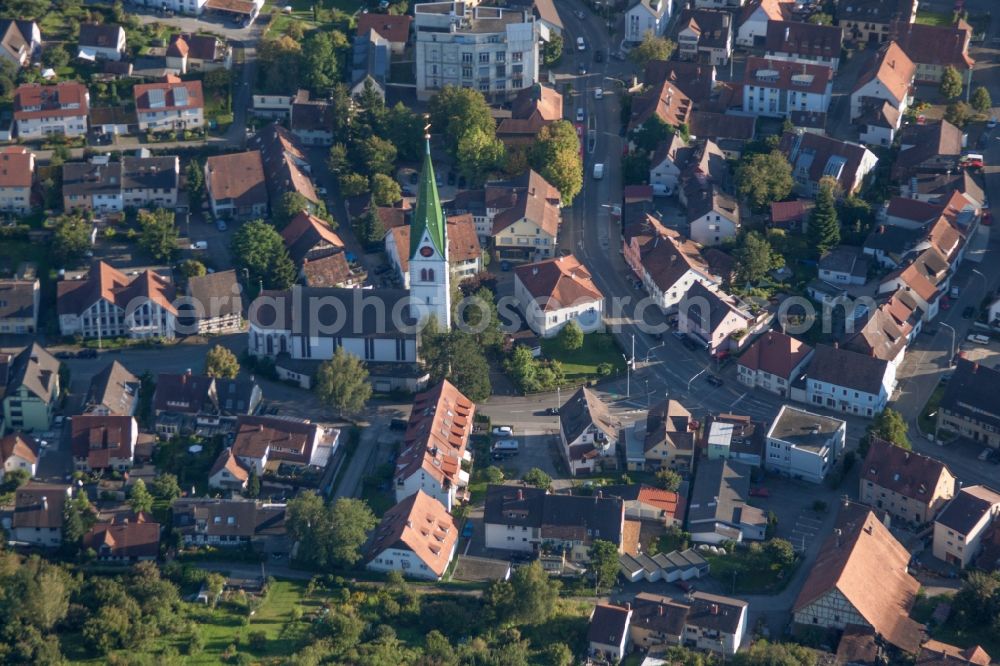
[
  {"x1": 576, "y1": 107, "x2": 585, "y2": 122},
  {"x1": 594, "y1": 88, "x2": 604, "y2": 99},
  {"x1": 749, "y1": 487, "x2": 770, "y2": 498},
  {"x1": 544, "y1": 407, "x2": 559, "y2": 416},
  {"x1": 77, "y1": 349, "x2": 98, "y2": 359},
  {"x1": 54, "y1": 351, "x2": 74, "y2": 359},
  {"x1": 705, "y1": 375, "x2": 724, "y2": 387},
  {"x1": 979, "y1": 448, "x2": 993, "y2": 461},
  {"x1": 492, "y1": 425, "x2": 514, "y2": 437},
  {"x1": 462, "y1": 522, "x2": 474, "y2": 538},
  {"x1": 316, "y1": 186, "x2": 328, "y2": 196},
  {"x1": 578, "y1": 62, "x2": 588, "y2": 75},
  {"x1": 576, "y1": 36, "x2": 586, "y2": 51},
  {"x1": 672, "y1": 330, "x2": 686, "y2": 341},
  {"x1": 216, "y1": 220, "x2": 227, "y2": 231},
  {"x1": 191, "y1": 241, "x2": 208, "y2": 250}
]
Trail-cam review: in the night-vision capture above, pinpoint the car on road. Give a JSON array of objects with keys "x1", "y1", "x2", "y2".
[
  {"x1": 951, "y1": 285, "x2": 961, "y2": 298},
  {"x1": 54, "y1": 351, "x2": 74, "y2": 359},
  {"x1": 705, "y1": 375, "x2": 724, "y2": 387},
  {"x1": 749, "y1": 487, "x2": 770, "y2": 498},
  {"x1": 492, "y1": 425, "x2": 514, "y2": 436},
  {"x1": 578, "y1": 62, "x2": 588, "y2": 75},
  {"x1": 191, "y1": 241, "x2": 208, "y2": 250},
  {"x1": 594, "y1": 87, "x2": 604, "y2": 99},
  {"x1": 575, "y1": 9, "x2": 584, "y2": 18},
  {"x1": 967, "y1": 333, "x2": 990, "y2": 344},
  {"x1": 979, "y1": 448, "x2": 993, "y2": 461},
  {"x1": 593, "y1": 163, "x2": 605, "y2": 179},
  {"x1": 77, "y1": 349, "x2": 98, "y2": 359},
  {"x1": 545, "y1": 407, "x2": 559, "y2": 416},
  {"x1": 594, "y1": 49, "x2": 604, "y2": 63},
  {"x1": 462, "y1": 522, "x2": 474, "y2": 538},
  {"x1": 576, "y1": 36, "x2": 586, "y2": 50},
  {"x1": 990, "y1": 117, "x2": 998, "y2": 129},
  {"x1": 576, "y1": 107, "x2": 585, "y2": 122},
  {"x1": 960, "y1": 153, "x2": 984, "y2": 169},
  {"x1": 216, "y1": 219, "x2": 227, "y2": 231},
  {"x1": 962, "y1": 305, "x2": 976, "y2": 319}
]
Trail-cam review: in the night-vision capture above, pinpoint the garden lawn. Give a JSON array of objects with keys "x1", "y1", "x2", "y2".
[
  {"x1": 519, "y1": 598, "x2": 592, "y2": 654},
  {"x1": 915, "y1": 10, "x2": 954, "y2": 26},
  {"x1": 541, "y1": 333, "x2": 626, "y2": 385},
  {"x1": 704, "y1": 550, "x2": 799, "y2": 595}
]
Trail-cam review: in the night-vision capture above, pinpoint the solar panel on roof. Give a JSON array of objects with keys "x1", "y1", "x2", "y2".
[
  {"x1": 148, "y1": 88, "x2": 165, "y2": 108},
  {"x1": 173, "y1": 86, "x2": 189, "y2": 107}
]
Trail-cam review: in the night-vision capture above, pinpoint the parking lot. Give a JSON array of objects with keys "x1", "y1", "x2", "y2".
[
  {"x1": 483, "y1": 428, "x2": 563, "y2": 481},
  {"x1": 748, "y1": 472, "x2": 850, "y2": 553}
]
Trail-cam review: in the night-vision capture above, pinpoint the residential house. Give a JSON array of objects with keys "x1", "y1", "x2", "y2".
[
  {"x1": 184, "y1": 270, "x2": 243, "y2": 334},
  {"x1": 0, "y1": 277, "x2": 39, "y2": 334},
  {"x1": 496, "y1": 84, "x2": 563, "y2": 147},
  {"x1": 247, "y1": 286, "x2": 426, "y2": 393},
  {"x1": 490, "y1": 170, "x2": 562, "y2": 263},
  {"x1": 687, "y1": 184, "x2": 740, "y2": 246},
  {"x1": 624, "y1": 215, "x2": 719, "y2": 312},
  {"x1": 386, "y1": 215, "x2": 482, "y2": 288},
  {"x1": 629, "y1": 591, "x2": 749, "y2": 657},
  {"x1": 57, "y1": 261, "x2": 178, "y2": 340},
  {"x1": 675, "y1": 9, "x2": 733, "y2": 65},
  {"x1": 350, "y1": 31, "x2": 389, "y2": 100},
  {"x1": 735, "y1": 0, "x2": 793, "y2": 47},
  {"x1": 878, "y1": 247, "x2": 951, "y2": 322},
  {"x1": 290, "y1": 91, "x2": 335, "y2": 146},
  {"x1": 0, "y1": 344, "x2": 61, "y2": 432},
  {"x1": 83, "y1": 513, "x2": 160, "y2": 562},
  {"x1": 602, "y1": 484, "x2": 685, "y2": 525},
  {"x1": 208, "y1": 447, "x2": 249, "y2": 491},
  {"x1": 793, "y1": 503, "x2": 924, "y2": 654},
  {"x1": 937, "y1": 358, "x2": 1000, "y2": 449},
  {"x1": 765, "y1": 405, "x2": 845, "y2": 483},
  {"x1": 737, "y1": 330, "x2": 813, "y2": 397},
  {"x1": 121, "y1": 155, "x2": 181, "y2": 209},
  {"x1": 0, "y1": 146, "x2": 35, "y2": 214},
  {"x1": 742, "y1": 57, "x2": 833, "y2": 118},
  {"x1": 89, "y1": 106, "x2": 137, "y2": 136},
  {"x1": 532, "y1": 0, "x2": 564, "y2": 38},
  {"x1": 84, "y1": 360, "x2": 140, "y2": 416},
  {"x1": 366, "y1": 490, "x2": 458, "y2": 580},
  {"x1": 171, "y1": 498, "x2": 287, "y2": 550},
  {"x1": 78, "y1": 24, "x2": 127, "y2": 61},
  {"x1": 819, "y1": 245, "x2": 870, "y2": 285},
  {"x1": 10, "y1": 482, "x2": 71, "y2": 547},
  {"x1": 356, "y1": 12, "x2": 412, "y2": 53},
  {"x1": 863, "y1": 223, "x2": 923, "y2": 269},
  {"x1": 14, "y1": 82, "x2": 89, "y2": 139},
  {"x1": 134, "y1": 77, "x2": 204, "y2": 131},
  {"x1": 70, "y1": 415, "x2": 138, "y2": 472},
  {"x1": 628, "y1": 70, "x2": 694, "y2": 133},
  {"x1": 205, "y1": 151, "x2": 268, "y2": 219},
  {"x1": 693, "y1": 0, "x2": 747, "y2": 8},
  {"x1": 933, "y1": 485, "x2": 1000, "y2": 568},
  {"x1": 626, "y1": 0, "x2": 672, "y2": 43},
  {"x1": 643, "y1": 399, "x2": 697, "y2": 472},
  {"x1": 765, "y1": 21, "x2": 843, "y2": 72},
  {"x1": 152, "y1": 371, "x2": 261, "y2": 436},
  {"x1": 770, "y1": 199, "x2": 812, "y2": 232},
  {"x1": 903, "y1": 171, "x2": 984, "y2": 206},
  {"x1": 165, "y1": 33, "x2": 230, "y2": 74},
  {"x1": 231, "y1": 415, "x2": 337, "y2": 473},
  {"x1": 858, "y1": 100, "x2": 902, "y2": 147},
  {"x1": 559, "y1": 387, "x2": 620, "y2": 475},
  {"x1": 892, "y1": 120, "x2": 963, "y2": 181},
  {"x1": 702, "y1": 413, "x2": 766, "y2": 467},
  {"x1": 803, "y1": 344, "x2": 895, "y2": 417},
  {"x1": 687, "y1": 458, "x2": 766, "y2": 543},
  {"x1": 250, "y1": 123, "x2": 319, "y2": 211},
  {"x1": 894, "y1": 21, "x2": 974, "y2": 85},
  {"x1": 649, "y1": 134, "x2": 690, "y2": 197},
  {"x1": 883, "y1": 196, "x2": 947, "y2": 230},
  {"x1": 861, "y1": 438, "x2": 956, "y2": 525},
  {"x1": 395, "y1": 380, "x2": 474, "y2": 511},
  {"x1": 678, "y1": 281, "x2": 754, "y2": 355},
  {"x1": 483, "y1": 484, "x2": 625, "y2": 560},
  {"x1": 0, "y1": 20, "x2": 41, "y2": 68},
  {"x1": 413, "y1": 1, "x2": 539, "y2": 102},
  {"x1": 837, "y1": 0, "x2": 917, "y2": 45},
  {"x1": 513, "y1": 254, "x2": 604, "y2": 338},
  {"x1": 588, "y1": 603, "x2": 633, "y2": 663},
  {"x1": 62, "y1": 159, "x2": 123, "y2": 213},
  {"x1": 843, "y1": 302, "x2": 913, "y2": 366},
  {"x1": 251, "y1": 93, "x2": 295, "y2": 118},
  {"x1": 780, "y1": 130, "x2": 879, "y2": 196},
  {"x1": 917, "y1": 641, "x2": 992, "y2": 666},
  {"x1": 0, "y1": 433, "x2": 38, "y2": 479},
  {"x1": 850, "y1": 41, "x2": 915, "y2": 122}
]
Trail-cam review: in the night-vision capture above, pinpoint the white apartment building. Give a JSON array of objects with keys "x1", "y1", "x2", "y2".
[
  {"x1": 765, "y1": 405, "x2": 845, "y2": 484},
  {"x1": 803, "y1": 344, "x2": 895, "y2": 418},
  {"x1": 742, "y1": 57, "x2": 832, "y2": 118},
  {"x1": 933, "y1": 485, "x2": 1000, "y2": 569},
  {"x1": 414, "y1": 1, "x2": 540, "y2": 102},
  {"x1": 13, "y1": 82, "x2": 89, "y2": 140},
  {"x1": 626, "y1": 0, "x2": 672, "y2": 43},
  {"x1": 134, "y1": 80, "x2": 205, "y2": 132}
]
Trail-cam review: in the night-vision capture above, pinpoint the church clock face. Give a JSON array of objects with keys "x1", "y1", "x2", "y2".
[{"x1": 419, "y1": 246, "x2": 434, "y2": 257}]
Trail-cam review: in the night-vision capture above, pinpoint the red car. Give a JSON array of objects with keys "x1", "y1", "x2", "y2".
[
  {"x1": 749, "y1": 487, "x2": 770, "y2": 498},
  {"x1": 982, "y1": 210, "x2": 992, "y2": 226}
]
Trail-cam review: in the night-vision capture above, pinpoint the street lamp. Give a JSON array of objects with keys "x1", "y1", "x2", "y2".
[
  {"x1": 971, "y1": 268, "x2": 988, "y2": 292},
  {"x1": 940, "y1": 322, "x2": 956, "y2": 365},
  {"x1": 687, "y1": 367, "x2": 708, "y2": 392},
  {"x1": 644, "y1": 342, "x2": 665, "y2": 362}
]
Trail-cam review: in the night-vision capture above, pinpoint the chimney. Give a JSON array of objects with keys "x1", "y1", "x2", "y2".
[
  {"x1": 973, "y1": 362, "x2": 979, "y2": 373},
  {"x1": 710, "y1": 604, "x2": 719, "y2": 615},
  {"x1": 625, "y1": 602, "x2": 631, "y2": 611},
  {"x1": 516, "y1": 489, "x2": 523, "y2": 500},
  {"x1": 42, "y1": 497, "x2": 48, "y2": 512},
  {"x1": 532, "y1": 266, "x2": 538, "y2": 276}
]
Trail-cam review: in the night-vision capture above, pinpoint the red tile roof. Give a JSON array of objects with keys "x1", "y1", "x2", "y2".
[
  {"x1": 0, "y1": 146, "x2": 33, "y2": 188},
  {"x1": 744, "y1": 56, "x2": 833, "y2": 95},
  {"x1": 70, "y1": 415, "x2": 135, "y2": 470},
  {"x1": 853, "y1": 41, "x2": 915, "y2": 102},
  {"x1": 514, "y1": 254, "x2": 604, "y2": 311},
  {"x1": 366, "y1": 490, "x2": 457, "y2": 577},
  {"x1": 395, "y1": 381, "x2": 475, "y2": 488},
  {"x1": 14, "y1": 82, "x2": 89, "y2": 120},
  {"x1": 57, "y1": 261, "x2": 176, "y2": 317},
  {"x1": 737, "y1": 330, "x2": 812, "y2": 379},
  {"x1": 0, "y1": 433, "x2": 38, "y2": 466},
  {"x1": 83, "y1": 513, "x2": 160, "y2": 559},
  {"x1": 356, "y1": 13, "x2": 412, "y2": 44},
  {"x1": 134, "y1": 79, "x2": 203, "y2": 112}
]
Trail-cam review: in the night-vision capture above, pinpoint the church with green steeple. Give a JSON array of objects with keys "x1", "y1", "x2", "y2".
[{"x1": 408, "y1": 137, "x2": 451, "y2": 329}]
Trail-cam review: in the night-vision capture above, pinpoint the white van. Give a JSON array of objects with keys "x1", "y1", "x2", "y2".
[
  {"x1": 593, "y1": 163, "x2": 605, "y2": 179},
  {"x1": 967, "y1": 334, "x2": 990, "y2": 345},
  {"x1": 491, "y1": 439, "x2": 519, "y2": 454},
  {"x1": 576, "y1": 36, "x2": 586, "y2": 51}
]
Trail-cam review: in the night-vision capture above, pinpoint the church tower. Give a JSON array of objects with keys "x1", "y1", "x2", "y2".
[{"x1": 409, "y1": 135, "x2": 451, "y2": 330}]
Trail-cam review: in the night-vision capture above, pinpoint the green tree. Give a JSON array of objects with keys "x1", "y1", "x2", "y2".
[
  {"x1": 864, "y1": 408, "x2": 911, "y2": 453},
  {"x1": 542, "y1": 33, "x2": 563, "y2": 66},
  {"x1": 383, "y1": 102, "x2": 425, "y2": 162},
  {"x1": 205, "y1": 572, "x2": 226, "y2": 607},
  {"x1": 231, "y1": 219, "x2": 297, "y2": 291},
  {"x1": 273, "y1": 191, "x2": 312, "y2": 230},
  {"x1": 733, "y1": 640, "x2": 817, "y2": 666},
  {"x1": 247, "y1": 466, "x2": 260, "y2": 499},
  {"x1": 327, "y1": 142, "x2": 348, "y2": 173},
  {"x1": 371, "y1": 173, "x2": 402, "y2": 207},
  {"x1": 950, "y1": 571, "x2": 1000, "y2": 631},
  {"x1": 356, "y1": 135, "x2": 398, "y2": 176},
  {"x1": 546, "y1": 643, "x2": 574, "y2": 666},
  {"x1": 180, "y1": 259, "x2": 207, "y2": 279},
  {"x1": 972, "y1": 85, "x2": 992, "y2": 114},
  {"x1": 315, "y1": 347, "x2": 373, "y2": 416},
  {"x1": 63, "y1": 494, "x2": 95, "y2": 548},
  {"x1": 43, "y1": 43, "x2": 70, "y2": 68},
  {"x1": 655, "y1": 468, "x2": 682, "y2": 492},
  {"x1": 737, "y1": 150, "x2": 794, "y2": 211},
  {"x1": 456, "y1": 286, "x2": 503, "y2": 350},
  {"x1": 339, "y1": 172, "x2": 369, "y2": 198},
  {"x1": 257, "y1": 35, "x2": 303, "y2": 94},
  {"x1": 456, "y1": 127, "x2": 505, "y2": 186},
  {"x1": 522, "y1": 467, "x2": 552, "y2": 489},
  {"x1": 763, "y1": 538, "x2": 796, "y2": 567},
  {"x1": 629, "y1": 30, "x2": 676, "y2": 66},
  {"x1": 589, "y1": 539, "x2": 620, "y2": 592},
  {"x1": 734, "y1": 231, "x2": 784, "y2": 283},
  {"x1": 137, "y1": 208, "x2": 178, "y2": 262},
  {"x1": 940, "y1": 65, "x2": 964, "y2": 100},
  {"x1": 945, "y1": 100, "x2": 974, "y2": 128},
  {"x1": 808, "y1": 177, "x2": 840, "y2": 257},
  {"x1": 286, "y1": 492, "x2": 378, "y2": 568},
  {"x1": 52, "y1": 215, "x2": 92, "y2": 266},
  {"x1": 429, "y1": 86, "x2": 497, "y2": 159},
  {"x1": 557, "y1": 320, "x2": 584, "y2": 351},
  {"x1": 446, "y1": 332, "x2": 492, "y2": 402},
  {"x1": 484, "y1": 466, "x2": 505, "y2": 484},
  {"x1": 185, "y1": 158, "x2": 205, "y2": 210},
  {"x1": 128, "y1": 479, "x2": 154, "y2": 515},
  {"x1": 150, "y1": 473, "x2": 181, "y2": 501},
  {"x1": 630, "y1": 115, "x2": 675, "y2": 154},
  {"x1": 807, "y1": 13, "x2": 832, "y2": 25},
  {"x1": 529, "y1": 120, "x2": 583, "y2": 204},
  {"x1": 358, "y1": 206, "x2": 388, "y2": 247},
  {"x1": 507, "y1": 561, "x2": 559, "y2": 625},
  {"x1": 301, "y1": 30, "x2": 349, "y2": 94},
  {"x1": 204, "y1": 344, "x2": 240, "y2": 379}
]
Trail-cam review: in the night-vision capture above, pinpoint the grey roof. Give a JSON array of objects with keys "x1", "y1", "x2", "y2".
[
  {"x1": 688, "y1": 591, "x2": 748, "y2": 634},
  {"x1": 186, "y1": 270, "x2": 242, "y2": 321},
  {"x1": 250, "y1": 285, "x2": 417, "y2": 339},
  {"x1": 687, "y1": 458, "x2": 758, "y2": 528},
  {"x1": 936, "y1": 486, "x2": 1000, "y2": 535},
  {"x1": 352, "y1": 32, "x2": 389, "y2": 87},
  {"x1": 587, "y1": 604, "x2": 632, "y2": 648},
  {"x1": 864, "y1": 224, "x2": 922, "y2": 255},
  {"x1": 62, "y1": 161, "x2": 122, "y2": 197},
  {"x1": 2, "y1": 343, "x2": 59, "y2": 404},
  {"x1": 483, "y1": 484, "x2": 623, "y2": 545},
  {"x1": 121, "y1": 156, "x2": 178, "y2": 191},
  {"x1": 683, "y1": 281, "x2": 747, "y2": 335},
  {"x1": 559, "y1": 387, "x2": 619, "y2": 445},
  {"x1": 79, "y1": 23, "x2": 124, "y2": 49},
  {"x1": 0, "y1": 279, "x2": 36, "y2": 321},
  {"x1": 939, "y1": 358, "x2": 1000, "y2": 432},
  {"x1": 214, "y1": 378, "x2": 259, "y2": 414},
  {"x1": 85, "y1": 360, "x2": 140, "y2": 416},
  {"x1": 172, "y1": 498, "x2": 286, "y2": 539},
  {"x1": 632, "y1": 592, "x2": 689, "y2": 637},
  {"x1": 807, "y1": 344, "x2": 890, "y2": 395},
  {"x1": 819, "y1": 245, "x2": 869, "y2": 279},
  {"x1": 767, "y1": 405, "x2": 844, "y2": 453},
  {"x1": 450, "y1": 555, "x2": 511, "y2": 582},
  {"x1": 644, "y1": 399, "x2": 695, "y2": 455}
]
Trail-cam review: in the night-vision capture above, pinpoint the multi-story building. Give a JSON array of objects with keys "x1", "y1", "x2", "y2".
[
  {"x1": 861, "y1": 438, "x2": 956, "y2": 525},
  {"x1": 765, "y1": 405, "x2": 845, "y2": 484},
  {"x1": 171, "y1": 498, "x2": 287, "y2": 549},
  {"x1": 10, "y1": 483, "x2": 71, "y2": 547},
  {"x1": 184, "y1": 270, "x2": 243, "y2": 334},
  {"x1": 559, "y1": 387, "x2": 620, "y2": 476},
  {"x1": 678, "y1": 282, "x2": 754, "y2": 355},
  {"x1": 62, "y1": 159, "x2": 124, "y2": 213},
  {"x1": 385, "y1": 214, "x2": 482, "y2": 288},
  {"x1": 838, "y1": 0, "x2": 917, "y2": 45},
  {"x1": 0, "y1": 146, "x2": 34, "y2": 214},
  {"x1": 231, "y1": 415, "x2": 338, "y2": 473},
  {"x1": 1, "y1": 344, "x2": 61, "y2": 432},
  {"x1": 151, "y1": 372, "x2": 261, "y2": 437},
  {"x1": 83, "y1": 360, "x2": 140, "y2": 417},
  {"x1": 514, "y1": 255, "x2": 604, "y2": 338},
  {"x1": 414, "y1": 1, "x2": 540, "y2": 101},
  {"x1": 134, "y1": 78, "x2": 204, "y2": 132},
  {"x1": 629, "y1": 591, "x2": 748, "y2": 657},
  {"x1": 121, "y1": 156, "x2": 180, "y2": 209},
  {"x1": 937, "y1": 359, "x2": 1000, "y2": 449},
  {"x1": 205, "y1": 151, "x2": 268, "y2": 219},
  {"x1": 803, "y1": 344, "x2": 895, "y2": 417},
  {"x1": 0, "y1": 433, "x2": 39, "y2": 479},
  {"x1": 893, "y1": 21, "x2": 974, "y2": 85},
  {"x1": 0, "y1": 20, "x2": 41, "y2": 69},
  {"x1": 675, "y1": 9, "x2": 732, "y2": 65},
  {"x1": 366, "y1": 490, "x2": 458, "y2": 580},
  {"x1": 779, "y1": 130, "x2": 879, "y2": 197},
  {"x1": 625, "y1": 0, "x2": 672, "y2": 43},
  {"x1": 737, "y1": 330, "x2": 813, "y2": 397},
  {"x1": 933, "y1": 485, "x2": 1000, "y2": 569},
  {"x1": 78, "y1": 23, "x2": 127, "y2": 61},
  {"x1": 764, "y1": 21, "x2": 843, "y2": 72},
  {"x1": 742, "y1": 57, "x2": 832, "y2": 119},
  {"x1": 14, "y1": 82, "x2": 89, "y2": 139},
  {"x1": 487, "y1": 170, "x2": 562, "y2": 262},
  {"x1": 850, "y1": 41, "x2": 914, "y2": 122},
  {"x1": 0, "y1": 277, "x2": 40, "y2": 335},
  {"x1": 70, "y1": 415, "x2": 138, "y2": 473},
  {"x1": 642, "y1": 399, "x2": 696, "y2": 472},
  {"x1": 687, "y1": 458, "x2": 766, "y2": 543}
]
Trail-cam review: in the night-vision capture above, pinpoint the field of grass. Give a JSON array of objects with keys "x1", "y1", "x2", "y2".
[
  {"x1": 704, "y1": 550, "x2": 799, "y2": 595},
  {"x1": 915, "y1": 10, "x2": 955, "y2": 26},
  {"x1": 541, "y1": 333, "x2": 627, "y2": 384}
]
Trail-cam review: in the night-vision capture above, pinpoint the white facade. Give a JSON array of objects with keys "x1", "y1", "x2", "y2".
[
  {"x1": 250, "y1": 322, "x2": 418, "y2": 366},
  {"x1": 137, "y1": 105, "x2": 204, "y2": 132},
  {"x1": 626, "y1": 0, "x2": 672, "y2": 43},
  {"x1": 805, "y1": 365, "x2": 895, "y2": 418},
  {"x1": 395, "y1": 467, "x2": 459, "y2": 512},
  {"x1": 485, "y1": 521, "x2": 539, "y2": 552},
  {"x1": 409, "y1": 230, "x2": 451, "y2": 331},
  {"x1": 933, "y1": 491, "x2": 1000, "y2": 569},
  {"x1": 2, "y1": 451, "x2": 37, "y2": 479},
  {"x1": 743, "y1": 78, "x2": 832, "y2": 118},
  {"x1": 649, "y1": 151, "x2": 683, "y2": 197},
  {"x1": 16, "y1": 111, "x2": 88, "y2": 140},
  {"x1": 765, "y1": 406, "x2": 845, "y2": 484},
  {"x1": 860, "y1": 122, "x2": 895, "y2": 148},
  {"x1": 851, "y1": 77, "x2": 909, "y2": 122},
  {"x1": 513, "y1": 275, "x2": 604, "y2": 338},
  {"x1": 690, "y1": 209, "x2": 739, "y2": 246},
  {"x1": 59, "y1": 296, "x2": 177, "y2": 340},
  {"x1": 414, "y1": 2, "x2": 540, "y2": 102},
  {"x1": 878, "y1": 275, "x2": 941, "y2": 322},
  {"x1": 79, "y1": 26, "x2": 127, "y2": 61},
  {"x1": 367, "y1": 544, "x2": 457, "y2": 581},
  {"x1": 736, "y1": 3, "x2": 776, "y2": 46}
]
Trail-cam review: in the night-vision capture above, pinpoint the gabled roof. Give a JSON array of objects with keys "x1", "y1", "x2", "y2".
[
  {"x1": 78, "y1": 23, "x2": 124, "y2": 49},
  {"x1": 883, "y1": 247, "x2": 950, "y2": 302},
  {"x1": 819, "y1": 245, "x2": 869, "y2": 279},
  {"x1": 894, "y1": 22, "x2": 974, "y2": 71},
  {"x1": 642, "y1": 60, "x2": 717, "y2": 107},
  {"x1": 172, "y1": 498, "x2": 286, "y2": 539},
  {"x1": 251, "y1": 286, "x2": 417, "y2": 339},
  {"x1": 152, "y1": 371, "x2": 216, "y2": 415},
  {"x1": 186, "y1": 270, "x2": 243, "y2": 321},
  {"x1": 205, "y1": 151, "x2": 267, "y2": 209},
  {"x1": 0, "y1": 147, "x2": 34, "y2": 188},
  {"x1": 281, "y1": 211, "x2": 345, "y2": 264},
  {"x1": 13, "y1": 482, "x2": 70, "y2": 530},
  {"x1": 387, "y1": 214, "x2": 481, "y2": 274},
  {"x1": 885, "y1": 196, "x2": 946, "y2": 225},
  {"x1": 687, "y1": 110, "x2": 756, "y2": 142},
  {"x1": 366, "y1": 490, "x2": 457, "y2": 577},
  {"x1": 490, "y1": 170, "x2": 562, "y2": 237},
  {"x1": 683, "y1": 281, "x2": 750, "y2": 334},
  {"x1": 629, "y1": 75, "x2": 693, "y2": 131},
  {"x1": 738, "y1": 0, "x2": 794, "y2": 25},
  {"x1": 844, "y1": 305, "x2": 909, "y2": 361},
  {"x1": 677, "y1": 9, "x2": 732, "y2": 50},
  {"x1": 134, "y1": 79, "x2": 203, "y2": 112},
  {"x1": 85, "y1": 360, "x2": 140, "y2": 416},
  {"x1": 0, "y1": 433, "x2": 38, "y2": 466},
  {"x1": 793, "y1": 503, "x2": 923, "y2": 653},
  {"x1": 395, "y1": 380, "x2": 475, "y2": 488},
  {"x1": 644, "y1": 399, "x2": 695, "y2": 455},
  {"x1": 779, "y1": 130, "x2": 875, "y2": 193},
  {"x1": 484, "y1": 484, "x2": 624, "y2": 545},
  {"x1": 737, "y1": 330, "x2": 813, "y2": 379},
  {"x1": 918, "y1": 640, "x2": 992, "y2": 666},
  {"x1": 770, "y1": 199, "x2": 813, "y2": 225},
  {"x1": 0, "y1": 279, "x2": 37, "y2": 320},
  {"x1": 894, "y1": 120, "x2": 963, "y2": 178},
  {"x1": 560, "y1": 387, "x2": 619, "y2": 445},
  {"x1": 765, "y1": 20, "x2": 842, "y2": 57},
  {"x1": 14, "y1": 82, "x2": 89, "y2": 119},
  {"x1": 935, "y1": 485, "x2": 1000, "y2": 535},
  {"x1": 208, "y1": 446, "x2": 249, "y2": 484},
  {"x1": 624, "y1": 215, "x2": 716, "y2": 292},
  {"x1": 0, "y1": 20, "x2": 37, "y2": 65},
  {"x1": 807, "y1": 344, "x2": 891, "y2": 395},
  {"x1": 853, "y1": 41, "x2": 915, "y2": 102},
  {"x1": 121, "y1": 156, "x2": 179, "y2": 191},
  {"x1": 510, "y1": 83, "x2": 562, "y2": 122},
  {"x1": 70, "y1": 415, "x2": 135, "y2": 469},
  {"x1": 83, "y1": 514, "x2": 160, "y2": 559},
  {"x1": 688, "y1": 458, "x2": 764, "y2": 530},
  {"x1": 939, "y1": 358, "x2": 1000, "y2": 433},
  {"x1": 172, "y1": 34, "x2": 221, "y2": 61},
  {"x1": 863, "y1": 438, "x2": 953, "y2": 505},
  {"x1": 2, "y1": 343, "x2": 59, "y2": 404},
  {"x1": 302, "y1": 253, "x2": 353, "y2": 288},
  {"x1": 588, "y1": 604, "x2": 632, "y2": 647},
  {"x1": 232, "y1": 415, "x2": 321, "y2": 466},
  {"x1": 744, "y1": 56, "x2": 832, "y2": 95},
  {"x1": 250, "y1": 123, "x2": 318, "y2": 205},
  {"x1": 514, "y1": 254, "x2": 602, "y2": 311},
  {"x1": 356, "y1": 13, "x2": 413, "y2": 44}
]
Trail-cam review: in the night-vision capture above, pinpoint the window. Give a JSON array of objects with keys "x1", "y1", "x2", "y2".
[{"x1": 479, "y1": 52, "x2": 489, "y2": 63}]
